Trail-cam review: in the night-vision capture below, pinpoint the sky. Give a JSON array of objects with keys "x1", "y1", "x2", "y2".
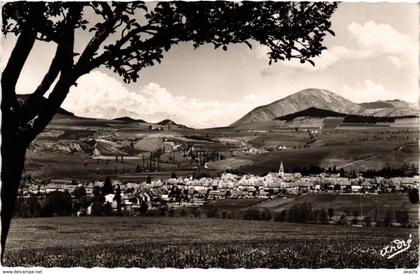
[{"x1": 1, "y1": 2, "x2": 419, "y2": 128}]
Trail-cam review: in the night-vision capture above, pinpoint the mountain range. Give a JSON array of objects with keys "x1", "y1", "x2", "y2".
[
  {"x1": 231, "y1": 89, "x2": 418, "y2": 126},
  {"x1": 18, "y1": 89, "x2": 419, "y2": 129}
]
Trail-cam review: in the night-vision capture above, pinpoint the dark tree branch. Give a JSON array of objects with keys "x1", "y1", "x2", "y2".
[
  {"x1": 19, "y1": 43, "x2": 65, "y2": 127},
  {"x1": 22, "y1": 5, "x2": 83, "y2": 144},
  {"x1": 75, "y1": 4, "x2": 125, "y2": 71},
  {"x1": 1, "y1": 26, "x2": 36, "y2": 114},
  {"x1": 24, "y1": 44, "x2": 63, "y2": 105}
]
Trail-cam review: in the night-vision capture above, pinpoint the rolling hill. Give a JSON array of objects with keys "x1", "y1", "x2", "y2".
[
  {"x1": 275, "y1": 107, "x2": 347, "y2": 122},
  {"x1": 113, "y1": 116, "x2": 147, "y2": 123},
  {"x1": 275, "y1": 107, "x2": 418, "y2": 124},
  {"x1": 359, "y1": 99, "x2": 419, "y2": 117},
  {"x1": 17, "y1": 94, "x2": 75, "y2": 117},
  {"x1": 158, "y1": 119, "x2": 178, "y2": 126},
  {"x1": 231, "y1": 89, "x2": 418, "y2": 127},
  {"x1": 157, "y1": 119, "x2": 190, "y2": 129}
]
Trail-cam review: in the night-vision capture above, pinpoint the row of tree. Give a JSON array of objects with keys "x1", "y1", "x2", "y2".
[
  {"x1": 291, "y1": 165, "x2": 418, "y2": 178},
  {"x1": 14, "y1": 191, "x2": 73, "y2": 217},
  {"x1": 14, "y1": 177, "x2": 149, "y2": 218},
  {"x1": 271, "y1": 203, "x2": 332, "y2": 224},
  {"x1": 363, "y1": 166, "x2": 418, "y2": 178},
  {"x1": 199, "y1": 203, "x2": 414, "y2": 228}
]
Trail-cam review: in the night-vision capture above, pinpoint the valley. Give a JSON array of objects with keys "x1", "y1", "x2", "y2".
[{"x1": 23, "y1": 89, "x2": 419, "y2": 182}]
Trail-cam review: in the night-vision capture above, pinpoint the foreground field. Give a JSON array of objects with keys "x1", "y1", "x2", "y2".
[{"x1": 4, "y1": 217, "x2": 418, "y2": 268}]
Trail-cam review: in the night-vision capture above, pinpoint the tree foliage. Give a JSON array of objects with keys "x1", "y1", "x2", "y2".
[
  {"x1": 383, "y1": 209, "x2": 393, "y2": 227},
  {"x1": 14, "y1": 195, "x2": 41, "y2": 218},
  {"x1": 319, "y1": 209, "x2": 329, "y2": 224},
  {"x1": 41, "y1": 190, "x2": 72, "y2": 217},
  {"x1": 408, "y1": 188, "x2": 419, "y2": 204},
  {"x1": 101, "y1": 177, "x2": 113, "y2": 196},
  {"x1": 395, "y1": 210, "x2": 409, "y2": 225},
  {"x1": 2, "y1": 1, "x2": 337, "y2": 145},
  {"x1": 72, "y1": 185, "x2": 87, "y2": 199},
  {"x1": 327, "y1": 208, "x2": 334, "y2": 220},
  {"x1": 243, "y1": 207, "x2": 271, "y2": 221},
  {"x1": 286, "y1": 202, "x2": 313, "y2": 223}
]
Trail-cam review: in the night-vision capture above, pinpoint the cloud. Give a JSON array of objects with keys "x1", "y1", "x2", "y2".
[
  {"x1": 348, "y1": 20, "x2": 417, "y2": 67},
  {"x1": 339, "y1": 80, "x2": 418, "y2": 104},
  {"x1": 348, "y1": 20, "x2": 416, "y2": 55},
  {"x1": 388, "y1": 56, "x2": 403, "y2": 69},
  {"x1": 258, "y1": 45, "x2": 372, "y2": 74},
  {"x1": 258, "y1": 20, "x2": 417, "y2": 73},
  {"x1": 62, "y1": 71, "x2": 269, "y2": 128},
  {"x1": 284, "y1": 46, "x2": 373, "y2": 71}
]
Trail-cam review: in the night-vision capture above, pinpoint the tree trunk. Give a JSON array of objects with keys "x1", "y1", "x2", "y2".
[{"x1": 1, "y1": 130, "x2": 27, "y2": 260}]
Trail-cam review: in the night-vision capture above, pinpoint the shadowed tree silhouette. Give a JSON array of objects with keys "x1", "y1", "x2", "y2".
[
  {"x1": 408, "y1": 188, "x2": 419, "y2": 204},
  {"x1": 101, "y1": 177, "x2": 113, "y2": 196},
  {"x1": 1, "y1": 1, "x2": 338, "y2": 257}
]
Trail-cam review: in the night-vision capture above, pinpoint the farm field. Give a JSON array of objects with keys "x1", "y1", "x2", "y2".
[
  {"x1": 25, "y1": 129, "x2": 419, "y2": 180},
  {"x1": 201, "y1": 193, "x2": 419, "y2": 222},
  {"x1": 24, "y1": 150, "x2": 199, "y2": 181},
  {"x1": 3, "y1": 217, "x2": 418, "y2": 268},
  {"x1": 261, "y1": 193, "x2": 419, "y2": 221},
  {"x1": 239, "y1": 141, "x2": 419, "y2": 175}
]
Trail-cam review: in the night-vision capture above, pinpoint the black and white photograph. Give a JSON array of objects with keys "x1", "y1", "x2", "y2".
[{"x1": 0, "y1": 0, "x2": 419, "y2": 270}]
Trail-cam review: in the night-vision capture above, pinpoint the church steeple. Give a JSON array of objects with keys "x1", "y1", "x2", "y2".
[{"x1": 279, "y1": 161, "x2": 284, "y2": 178}]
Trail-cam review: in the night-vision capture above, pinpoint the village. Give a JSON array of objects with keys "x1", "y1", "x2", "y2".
[{"x1": 17, "y1": 162, "x2": 419, "y2": 217}]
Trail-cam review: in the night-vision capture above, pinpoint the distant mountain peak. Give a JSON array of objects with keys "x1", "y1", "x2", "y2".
[
  {"x1": 157, "y1": 119, "x2": 177, "y2": 126},
  {"x1": 295, "y1": 88, "x2": 335, "y2": 95},
  {"x1": 231, "y1": 89, "x2": 418, "y2": 127},
  {"x1": 231, "y1": 88, "x2": 360, "y2": 126}
]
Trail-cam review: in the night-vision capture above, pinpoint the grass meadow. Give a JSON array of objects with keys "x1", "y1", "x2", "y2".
[{"x1": 3, "y1": 216, "x2": 418, "y2": 268}]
